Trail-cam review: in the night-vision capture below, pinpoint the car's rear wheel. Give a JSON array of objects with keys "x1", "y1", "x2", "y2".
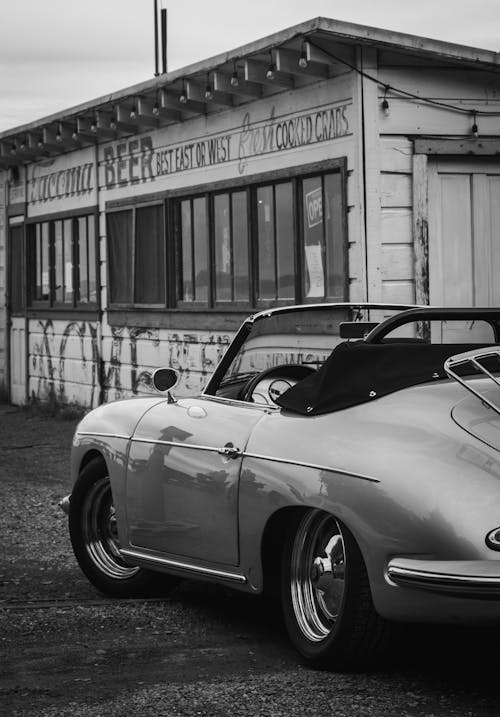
[
  {"x1": 69, "y1": 456, "x2": 177, "y2": 598},
  {"x1": 281, "y1": 509, "x2": 386, "y2": 670}
]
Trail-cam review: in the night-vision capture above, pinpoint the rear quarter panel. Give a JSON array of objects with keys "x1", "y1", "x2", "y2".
[{"x1": 238, "y1": 380, "x2": 500, "y2": 618}]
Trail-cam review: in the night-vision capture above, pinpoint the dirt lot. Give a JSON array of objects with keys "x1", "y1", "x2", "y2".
[{"x1": 2, "y1": 404, "x2": 500, "y2": 716}]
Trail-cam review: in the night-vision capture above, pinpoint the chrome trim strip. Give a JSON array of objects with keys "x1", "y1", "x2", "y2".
[
  {"x1": 76, "y1": 431, "x2": 130, "y2": 440},
  {"x1": 130, "y1": 438, "x2": 379, "y2": 482},
  {"x1": 388, "y1": 565, "x2": 500, "y2": 587},
  {"x1": 243, "y1": 451, "x2": 380, "y2": 483},
  {"x1": 120, "y1": 548, "x2": 247, "y2": 584},
  {"x1": 131, "y1": 437, "x2": 221, "y2": 453}
]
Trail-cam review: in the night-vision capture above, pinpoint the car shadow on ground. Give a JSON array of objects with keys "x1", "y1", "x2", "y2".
[{"x1": 169, "y1": 578, "x2": 500, "y2": 684}]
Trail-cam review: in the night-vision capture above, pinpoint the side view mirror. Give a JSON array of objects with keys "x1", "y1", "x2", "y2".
[{"x1": 152, "y1": 368, "x2": 179, "y2": 394}]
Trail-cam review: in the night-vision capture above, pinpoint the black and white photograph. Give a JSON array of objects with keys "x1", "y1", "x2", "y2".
[{"x1": 1, "y1": 1, "x2": 500, "y2": 714}]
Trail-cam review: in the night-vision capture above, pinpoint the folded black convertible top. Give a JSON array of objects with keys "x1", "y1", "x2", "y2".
[{"x1": 276, "y1": 341, "x2": 489, "y2": 416}]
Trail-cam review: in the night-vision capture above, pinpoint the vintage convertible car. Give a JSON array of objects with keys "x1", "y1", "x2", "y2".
[{"x1": 60, "y1": 304, "x2": 500, "y2": 669}]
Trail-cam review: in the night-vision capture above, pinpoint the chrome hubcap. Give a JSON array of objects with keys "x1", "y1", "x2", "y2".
[
  {"x1": 82, "y1": 476, "x2": 140, "y2": 580},
  {"x1": 290, "y1": 511, "x2": 346, "y2": 642}
]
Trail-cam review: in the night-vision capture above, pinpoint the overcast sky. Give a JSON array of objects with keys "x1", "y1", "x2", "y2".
[{"x1": 0, "y1": 0, "x2": 499, "y2": 133}]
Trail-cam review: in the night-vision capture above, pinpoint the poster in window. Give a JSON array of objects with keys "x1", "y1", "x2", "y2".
[{"x1": 304, "y1": 244, "x2": 324, "y2": 297}]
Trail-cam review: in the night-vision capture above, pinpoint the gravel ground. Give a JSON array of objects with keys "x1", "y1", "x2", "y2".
[{"x1": 2, "y1": 404, "x2": 500, "y2": 716}]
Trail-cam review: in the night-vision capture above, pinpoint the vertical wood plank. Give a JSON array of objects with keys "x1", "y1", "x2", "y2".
[
  {"x1": 413, "y1": 154, "x2": 429, "y2": 307},
  {"x1": 472, "y1": 174, "x2": 489, "y2": 306},
  {"x1": 361, "y1": 46, "x2": 382, "y2": 302}
]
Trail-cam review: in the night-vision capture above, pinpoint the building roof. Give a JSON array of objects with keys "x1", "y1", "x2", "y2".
[{"x1": 1, "y1": 16, "x2": 499, "y2": 168}]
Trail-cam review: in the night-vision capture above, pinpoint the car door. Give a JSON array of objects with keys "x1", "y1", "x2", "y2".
[{"x1": 125, "y1": 396, "x2": 268, "y2": 566}]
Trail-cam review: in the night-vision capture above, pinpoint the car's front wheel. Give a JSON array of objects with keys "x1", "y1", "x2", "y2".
[
  {"x1": 69, "y1": 456, "x2": 176, "y2": 598},
  {"x1": 281, "y1": 509, "x2": 387, "y2": 670}
]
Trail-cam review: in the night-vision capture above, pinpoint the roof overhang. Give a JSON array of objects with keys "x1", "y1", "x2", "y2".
[{"x1": 1, "y1": 16, "x2": 499, "y2": 169}]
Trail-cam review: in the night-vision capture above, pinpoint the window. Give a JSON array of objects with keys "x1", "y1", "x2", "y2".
[
  {"x1": 107, "y1": 203, "x2": 165, "y2": 305},
  {"x1": 257, "y1": 182, "x2": 294, "y2": 301},
  {"x1": 28, "y1": 212, "x2": 97, "y2": 308},
  {"x1": 302, "y1": 173, "x2": 345, "y2": 301},
  {"x1": 174, "y1": 164, "x2": 346, "y2": 309},
  {"x1": 9, "y1": 222, "x2": 25, "y2": 314},
  {"x1": 104, "y1": 159, "x2": 346, "y2": 319}
]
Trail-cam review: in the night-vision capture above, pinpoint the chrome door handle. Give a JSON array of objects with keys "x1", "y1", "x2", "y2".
[{"x1": 218, "y1": 443, "x2": 242, "y2": 459}]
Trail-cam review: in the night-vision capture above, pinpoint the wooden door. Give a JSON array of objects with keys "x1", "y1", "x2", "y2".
[{"x1": 428, "y1": 159, "x2": 500, "y2": 342}]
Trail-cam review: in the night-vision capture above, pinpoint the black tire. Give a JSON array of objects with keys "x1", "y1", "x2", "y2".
[
  {"x1": 69, "y1": 456, "x2": 177, "y2": 598},
  {"x1": 281, "y1": 509, "x2": 387, "y2": 671}
]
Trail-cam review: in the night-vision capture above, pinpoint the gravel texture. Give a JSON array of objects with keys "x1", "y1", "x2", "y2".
[{"x1": 2, "y1": 404, "x2": 500, "y2": 716}]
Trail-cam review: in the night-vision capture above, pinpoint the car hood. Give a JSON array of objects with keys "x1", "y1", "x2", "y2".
[{"x1": 76, "y1": 396, "x2": 170, "y2": 439}]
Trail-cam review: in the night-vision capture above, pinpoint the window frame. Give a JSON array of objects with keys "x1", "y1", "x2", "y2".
[
  {"x1": 106, "y1": 157, "x2": 347, "y2": 328},
  {"x1": 26, "y1": 207, "x2": 99, "y2": 313},
  {"x1": 106, "y1": 199, "x2": 167, "y2": 309}
]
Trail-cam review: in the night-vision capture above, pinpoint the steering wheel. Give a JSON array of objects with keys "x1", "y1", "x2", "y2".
[{"x1": 240, "y1": 364, "x2": 316, "y2": 405}]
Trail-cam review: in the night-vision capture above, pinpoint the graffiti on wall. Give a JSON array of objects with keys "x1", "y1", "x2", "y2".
[{"x1": 30, "y1": 320, "x2": 232, "y2": 407}]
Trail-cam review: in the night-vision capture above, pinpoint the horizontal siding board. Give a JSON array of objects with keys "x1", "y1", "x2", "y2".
[
  {"x1": 379, "y1": 137, "x2": 413, "y2": 173},
  {"x1": 379, "y1": 99, "x2": 500, "y2": 136},
  {"x1": 380, "y1": 173, "x2": 412, "y2": 207},
  {"x1": 381, "y1": 209, "x2": 413, "y2": 244},
  {"x1": 382, "y1": 280, "x2": 415, "y2": 304},
  {"x1": 381, "y1": 244, "x2": 414, "y2": 281}
]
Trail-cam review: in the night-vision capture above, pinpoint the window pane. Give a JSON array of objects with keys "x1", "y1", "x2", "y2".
[
  {"x1": 135, "y1": 205, "x2": 165, "y2": 304},
  {"x1": 78, "y1": 217, "x2": 89, "y2": 303},
  {"x1": 275, "y1": 182, "x2": 294, "y2": 299},
  {"x1": 257, "y1": 185, "x2": 275, "y2": 300},
  {"x1": 214, "y1": 194, "x2": 231, "y2": 302},
  {"x1": 193, "y1": 197, "x2": 208, "y2": 303},
  {"x1": 87, "y1": 217, "x2": 97, "y2": 303},
  {"x1": 64, "y1": 219, "x2": 74, "y2": 304},
  {"x1": 232, "y1": 192, "x2": 249, "y2": 302},
  {"x1": 181, "y1": 200, "x2": 193, "y2": 301},
  {"x1": 302, "y1": 176, "x2": 325, "y2": 299},
  {"x1": 54, "y1": 220, "x2": 64, "y2": 302},
  {"x1": 324, "y1": 173, "x2": 345, "y2": 299},
  {"x1": 9, "y1": 225, "x2": 25, "y2": 313},
  {"x1": 41, "y1": 223, "x2": 50, "y2": 300},
  {"x1": 107, "y1": 210, "x2": 133, "y2": 303}
]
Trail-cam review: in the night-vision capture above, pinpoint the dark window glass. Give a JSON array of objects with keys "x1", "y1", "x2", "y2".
[
  {"x1": 193, "y1": 198, "x2": 208, "y2": 303},
  {"x1": 275, "y1": 182, "x2": 294, "y2": 299},
  {"x1": 63, "y1": 219, "x2": 74, "y2": 304},
  {"x1": 324, "y1": 173, "x2": 345, "y2": 300},
  {"x1": 181, "y1": 200, "x2": 193, "y2": 301},
  {"x1": 135, "y1": 205, "x2": 165, "y2": 304},
  {"x1": 87, "y1": 218, "x2": 97, "y2": 303},
  {"x1": 54, "y1": 221, "x2": 64, "y2": 302},
  {"x1": 232, "y1": 191, "x2": 249, "y2": 302},
  {"x1": 40, "y1": 223, "x2": 50, "y2": 301},
  {"x1": 9, "y1": 224, "x2": 25, "y2": 313},
  {"x1": 78, "y1": 217, "x2": 89, "y2": 303},
  {"x1": 107, "y1": 210, "x2": 133, "y2": 303},
  {"x1": 257, "y1": 185, "x2": 275, "y2": 300},
  {"x1": 214, "y1": 193, "x2": 231, "y2": 302}
]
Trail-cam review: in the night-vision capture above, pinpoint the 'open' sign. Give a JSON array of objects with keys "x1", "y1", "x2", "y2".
[{"x1": 305, "y1": 188, "x2": 323, "y2": 228}]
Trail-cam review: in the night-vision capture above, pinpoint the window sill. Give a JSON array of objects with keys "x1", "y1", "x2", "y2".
[{"x1": 106, "y1": 307, "x2": 253, "y2": 331}]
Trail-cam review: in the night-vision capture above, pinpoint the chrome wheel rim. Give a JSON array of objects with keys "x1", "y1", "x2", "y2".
[
  {"x1": 82, "y1": 476, "x2": 140, "y2": 580},
  {"x1": 290, "y1": 511, "x2": 346, "y2": 643}
]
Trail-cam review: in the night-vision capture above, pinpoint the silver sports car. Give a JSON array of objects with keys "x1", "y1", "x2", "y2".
[{"x1": 60, "y1": 304, "x2": 500, "y2": 669}]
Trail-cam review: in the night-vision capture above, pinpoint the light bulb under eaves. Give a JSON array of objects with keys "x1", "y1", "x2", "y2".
[
  {"x1": 230, "y1": 70, "x2": 239, "y2": 87},
  {"x1": 298, "y1": 46, "x2": 308, "y2": 69}
]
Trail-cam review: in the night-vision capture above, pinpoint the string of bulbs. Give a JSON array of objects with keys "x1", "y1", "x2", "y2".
[{"x1": 305, "y1": 36, "x2": 500, "y2": 138}]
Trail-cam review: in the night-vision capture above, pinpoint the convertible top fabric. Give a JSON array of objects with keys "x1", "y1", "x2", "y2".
[{"x1": 276, "y1": 341, "x2": 488, "y2": 416}]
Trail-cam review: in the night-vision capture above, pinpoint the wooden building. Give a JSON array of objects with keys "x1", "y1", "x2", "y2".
[{"x1": 0, "y1": 17, "x2": 499, "y2": 407}]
